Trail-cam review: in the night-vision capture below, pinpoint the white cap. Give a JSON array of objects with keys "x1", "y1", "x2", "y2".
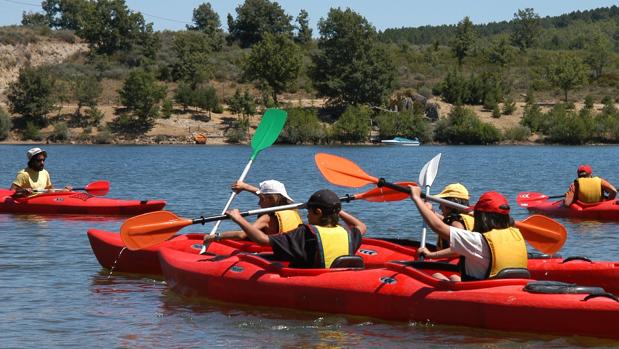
[
  {"x1": 256, "y1": 180, "x2": 293, "y2": 202},
  {"x1": 27, "y1": 147, "x2": 46, "y2": 160}
]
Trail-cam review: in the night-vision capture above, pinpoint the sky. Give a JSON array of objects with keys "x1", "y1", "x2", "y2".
[{"x1": 1, "y1": 0, "x2": 618, "y2": 33}]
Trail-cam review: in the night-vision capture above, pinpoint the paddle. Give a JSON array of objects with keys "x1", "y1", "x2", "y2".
[
  {"x1": 517, "y1": 192, "x2": 565, "y2": 207},
  {"x1": 418, "y1": 153, "x2": 442, "y2": 260},
  {"x1": 33, "y1": 180, "x2": 110, "y2": 196},
  {"x1": 203, "y1": 109, "x2": 287, "y2": 254},
  {"x1": 120, "y1": 184, "x2": 415, "y2": 251},
  {"x1": 314, "y1": 153, "x2": 567, "y2": 254}
]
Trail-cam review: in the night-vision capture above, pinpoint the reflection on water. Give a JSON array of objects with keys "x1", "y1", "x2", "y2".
[{"x1": 2, "y1": 144, "x2": 619, "y2": 347}]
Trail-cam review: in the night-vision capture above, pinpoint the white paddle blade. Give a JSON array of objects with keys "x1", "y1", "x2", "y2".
[{"x1": 419, "y1": 153, "x2": 442, "y2": 188}]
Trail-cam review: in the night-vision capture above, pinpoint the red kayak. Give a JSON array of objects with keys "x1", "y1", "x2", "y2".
[
  {"x1": 87, "y1": 229, "x2": 619, "y2": 294},
  {"x1": 518, "y1": 192, "x2": 619, "y2": 220},
  {"x1": 87, "y1": 229, "x2": 417, "y2": 275},
  {"x1": 159, "y1": 239, "x2": 619, "y2": 340},
  {"x1": 0, "y1": 189, "x2": 166, "y2": 215}
]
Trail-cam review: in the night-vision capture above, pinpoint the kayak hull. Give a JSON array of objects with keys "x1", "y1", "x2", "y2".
[
  {"x1": 0, "y1": 189, "x2": 166, "y2": 215},
  {"x1": 87, "y1": 230, "x2": 619, "y2": 294},
  {"x1": 525, "y1": 198, "x2": 619, "y2": 220},
  {"x1": 159, "y1": 243, "x2": 619, "y2": 340}
]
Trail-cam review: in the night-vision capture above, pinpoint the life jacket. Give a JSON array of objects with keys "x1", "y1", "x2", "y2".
[
  {"x1": 308, "y1": 224, "x2": 353, "y2": 268},
  {"x1": 576, "y1": 177, "x2": 603, "y2": 203},
  {"x1": 438, "y1": 213, "x2": 475, "y2": 249},
  {"x1": 274, "y1": 209, "x2": 302, "y2": 233},
  {"x1": 460, "y1": 227, "x2": 528, "y2": 280}
]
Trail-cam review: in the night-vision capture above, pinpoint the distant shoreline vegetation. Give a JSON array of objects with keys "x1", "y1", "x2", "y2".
[{"x1": 0, "y1": 1, "x2": 617, "y2": 145}]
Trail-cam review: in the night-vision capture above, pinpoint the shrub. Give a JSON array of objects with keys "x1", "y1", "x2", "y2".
[
  {"x1": 375, "y1": 110, "x2": 432, "y2": 142},
  {"x1": 161, "y1": 99, "x2": 173, "y2": 119},
  {"x1": 0, "y1": 106, "x2": 11, "y2": 141},
  {"x1": 333, "y1": 105, "x2": 371, "y2": 143},
  {"x1": 94, "y1": 129, "x2": 113, "y2": 144},
  {"x1": 504, "y1": 126, "x2": 531, "y2": 142},
  {"x1": 22, "y1": 121, "x2": 42, "y2": 141},
  {"x1": 225, "y1": 118, "x2": 250, "y2": 143},
  {"x1": 584, "y1": 95, "x2": 594, "y2": 110},
  {"x1": 280, "y1": 108, "x2": 325, "y2": 144},
  {"x1": 502, "y1": 97, "x2": 516, "y2": 115},
  {"x1": 434, "y1": 106, "x2": 501, "y2": 144},
  {"x1": 48, "y1": 122, "x2": 69, "y2": 142},
  {"x1": 492, "y1": 104, "x2": 502, "y2": 118}
]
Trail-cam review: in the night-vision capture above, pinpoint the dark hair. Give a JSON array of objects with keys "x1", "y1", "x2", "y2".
[
  {"x1": 446, "y1": 197, "x2": 470, "y2": 206},
  {"x1": 473, "y1": 211, "x2": 511, "y2": 233},
  {"x1": 309, "y1": 206, "x2": 340, "y2": 226},
  {"x1": 28, "y1": 154, "x2": 47, "y2": 167}
]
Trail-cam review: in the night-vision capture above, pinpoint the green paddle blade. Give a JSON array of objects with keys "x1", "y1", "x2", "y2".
[{"x1": 250, "y1": 109, "x2": 287, "y2": 160}]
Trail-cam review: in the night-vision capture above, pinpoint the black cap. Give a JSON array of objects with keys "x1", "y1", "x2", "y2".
[{"x1": 306, "y1": 189, "x2": 341, "y2": 212}]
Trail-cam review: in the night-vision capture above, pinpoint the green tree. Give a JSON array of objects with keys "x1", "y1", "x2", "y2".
[
  {"x1": 295, "y1": 9, "x2": 312, "y2": 45},
  {"x1": 310, "y1": 8, "x2": 395, "y2": 106},
  {"x1": 227, "y1": 0, "x2": 293, "y2": 48},
  {"x1": 585, "y1": 31, "x2": 612, "y2": 80},
  {"x1": 545, "y1": 55, "x2": 587, "y2": 102},
  {"x1": 452, "y1": 16, "x2": 475, "y2": 67},
  {"x1": 73, "y1": 75, "x2": 102, "y2": 118},
  {"x1": 7, "y1": 66, "x2": 57, "y2": 126},
  {"x1": 42, "y1": 0, "x2": 90, "y2": 30},
  {"x1": 280, "y1": 108, "x2": 324, "y2": 144},
  {"x1": 119, "y1": 69, "x2": 166, "y2": 121},
  {"x1": 172, "y1": 31, "x2": 212, "y2": 87},
  {"x1": 243, "y1": 33, "x2": 302, "y2": 104},
  {"x1": 486, "y1": 35, "x2": 515, "y2": 68},
  {"x1": 511, "y1": 8, "x2": 540, "y2": 51},
  {"x1": 434, "y1": 106, "x2": 501, "y2": 144},
  {"x1": 174, "y1": 82, "x2": 194, "y2": 112},
  {"x1": 187, "y1": 2, "x2": 224, "y2": 50},
  {"x1": 193, "y1": 85, "x2": 220, "y2": 117},
  {"x1": 333, "y1": 105, "x2": 371, "y2": 143},
  {"x1": 0, "y1": 106, "x2": 12, "y2": 141},
  {"x1": 21, "y1": 11, "x2": 49, "y2": 26}
]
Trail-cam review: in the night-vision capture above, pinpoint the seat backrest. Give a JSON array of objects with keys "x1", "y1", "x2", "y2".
[
  {"x1": 330, "y1": 255, "x2": 364, "y2": 269},
  {"x1": 491, "y1": 268, "x2": 531, "y2": 279}
]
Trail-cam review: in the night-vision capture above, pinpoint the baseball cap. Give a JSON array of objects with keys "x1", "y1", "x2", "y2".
[
  {"x1": 436, "y1": 183, "x2": 469, "y2": 200},
  {"x1": 256, "y1": 180, "x2": 293, "y2": 202},
  {"x1": 27, "y1": 147, "x2": 47, "y2": 160},
  {"x1": 473, "y1": 191, "x2": 510, "y2": 215},
  {"x1": 306, "y1": 189, "x2": 341, "y2": 212},
  {"x1": 577, "y1": 165, "x2": 592, "y2": 176}
]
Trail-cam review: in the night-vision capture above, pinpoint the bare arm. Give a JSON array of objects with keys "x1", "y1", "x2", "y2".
[
  {"x1": 410, "y1": 185, "x2": 451, "y2": 241},
  {"x1": 602, "y1": 179, "x2": 617, "y2": 200},
  {"x1": 417, "y1": 246, "x2": 459, "y2": 259},
  {"x1": 226, "y1": 209, "x2": 270, "y2": 245},
  {"x1": 231, "y1": 181, "x2": 260, "y2": 196},
  {"x1": 339, "y1": 209, "x2": 366, "y2": 235}
]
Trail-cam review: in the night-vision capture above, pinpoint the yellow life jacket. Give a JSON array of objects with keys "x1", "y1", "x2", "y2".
[
  {"x1": 482, "y1": 227, "x2": 528, "y2": 278},
  {"x1": 274, "y1": 209, "x2": 302, "y2": 233},
  {"x1": 309, "y1": 225, "x2": 352, "y2": 268},
  {"x1": 576, "y1": 177, "x2": 603, "y2": 203}
]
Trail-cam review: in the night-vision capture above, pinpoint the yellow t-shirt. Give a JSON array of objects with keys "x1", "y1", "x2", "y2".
[{"x1": 13, "y1": 168, "x2": 52, "y2": 191}]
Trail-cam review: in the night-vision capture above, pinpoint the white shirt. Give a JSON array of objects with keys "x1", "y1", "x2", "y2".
[{"x1": 449, "y1": 226, "x2": 491, "y2": 280}]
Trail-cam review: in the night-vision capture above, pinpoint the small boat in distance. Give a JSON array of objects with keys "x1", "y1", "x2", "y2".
[{"x1": 381, "y1": 137, "x2": 421, "y2": 146}]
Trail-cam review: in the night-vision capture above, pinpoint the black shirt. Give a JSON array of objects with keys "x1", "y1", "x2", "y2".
[{"x1": 268, "y1": 224, "x2": 363, "y2": 268}]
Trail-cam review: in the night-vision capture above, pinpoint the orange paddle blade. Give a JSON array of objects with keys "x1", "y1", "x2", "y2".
[
  {"x1": 354, "y1": 181, "x2": 417, "y2": 202},
  {"x1": 84, "y1": 180, "x2": 110, "y2": 196},
  {"x1": 315, "y1": 153, "x2": 378, "y2": 188},
  {"x1": 516, "y1": 214, "x2": 567, "y2": 255},
  {"x1": 120, "y1": 211, "x2": 193, "y2": 251}
]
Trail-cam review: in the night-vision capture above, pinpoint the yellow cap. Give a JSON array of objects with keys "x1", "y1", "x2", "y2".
[{"x1": 436, "y1": 183, "x2": 469, "y2": 200}]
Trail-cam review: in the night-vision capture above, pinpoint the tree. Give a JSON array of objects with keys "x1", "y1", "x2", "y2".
[
  {"x1": 73, "y1": 75, "x2": 102, "y2": 118},
  {"x1": 486, "y1": 35, "x2": 515, "y2": 68},
  {"x1": 227, "y1": 0, "x2": 293, "y2": 48},
  {"x1": 310, "y1": 8, "x2": 395, "y2": 106},
  {"x1": 42, "y1": 0, "x2": 90, "y2": 30},
  {"x1": 7, "y1": 66, "x2": 57, "y2": 126},
  {"x1": 295, "y1": 9, "x2": 312, "y2": 45},
  {"x1": 172, "y1": 31, "x2": 212, "y2": 87},
  {"x1": 243, "y1": 33, "x2": 302, "y2": 104},
  {"x1": 511, "y1": 8, "x2": 540, "y2": 51},
  {"x1": 333, "y1": 105, "x2": 371, "y2": 143},
  {"x1": 545, "y1": 55, "x2": 587, "y2": 102},
  {"x1": 452, "y1": 16, "x2": 475, "y2": 67},
  {"x1": 585, "y1": 31, "x2": 612, "y2": 80},
  {"x1": 21, "y1": 11, "x2": 49, "y2": 26},
  {"x1": 119, "y1": 69, "x2": 166, "y2": 121},
  {"x1": 0, "y1": 106, "x2": 11, "y2": 141},
  {"x1": 193, "y1": 85, "x2": 220, "y2": 117},
  {"x1": 187, "y1": 2, "x2": 224, "y2": 50}
]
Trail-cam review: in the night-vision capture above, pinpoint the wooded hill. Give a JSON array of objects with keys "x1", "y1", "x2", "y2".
[{"x1": 0, "y1": 1, "x2": 618, "y2": 145}]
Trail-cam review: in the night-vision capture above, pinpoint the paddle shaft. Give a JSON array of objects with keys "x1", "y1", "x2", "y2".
[
  {"x1": 377, "y1": 179, "x2": 469, "y2": 211},
  {"x1": 419, "y1": 185, "x2": 430, "y2": 260},
  {"x1": 194, "y1": 194, "x2": 365, "y2": 225},
  {"x1": 209, "y1": 159, "x2": 254, "y2": 235}
]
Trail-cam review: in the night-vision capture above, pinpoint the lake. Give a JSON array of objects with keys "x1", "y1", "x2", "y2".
[{"x1": 1, "y1": 144, "x2": 619, "y2": 348}]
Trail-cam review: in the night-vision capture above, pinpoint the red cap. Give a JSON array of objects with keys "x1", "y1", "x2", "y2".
[
  {"x1": 473, "y1": 191, "x2": 510, "y2": 215},
  {"x1": 577, "y1": 165, "x2": 592, "y2": 176}
]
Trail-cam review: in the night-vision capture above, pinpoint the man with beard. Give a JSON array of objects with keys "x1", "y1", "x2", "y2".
[{"x1": 10, "y1": 148, "x2": 70, "y2": 197}]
